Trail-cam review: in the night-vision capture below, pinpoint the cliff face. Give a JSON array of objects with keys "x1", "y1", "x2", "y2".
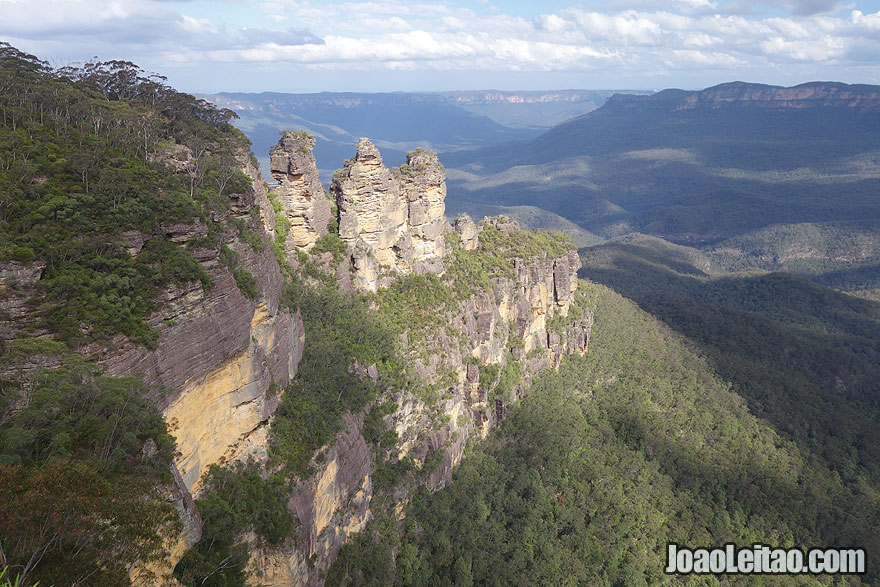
[
  {"x1": 607, "y1": 82, "x2": 880, "y2": 113},
  {"x1": 249, "y1": 413, "x2": 373, "y2": 586},
  {"x1": 1, "y1": 127, "x2": 591, "y2": 586},
  {"x1": 0, "y1": 132, "x2": 308, "y2": 583},
  {"x1": 94, "y1": 147, "x2": 305, "y2": 582},
  {"x1": 270, "y1": 131, "x2": 333, "y2": 254},
  {"x1": 249, "y1": 221, "x2": 592, "y2": 585},
  {"x1": 98, "y1": 148, "x2": 305, "y2": 496},
  {"x1": 392, "y1": 218, "x2": 589, "y2": 490},
  {"x1": 247, "y1": 140, "x2": 594, "y2": 585},
  {"x1": 330, "y1": 138, "x2": 447, "y2": 292},
  {"x1": 679, "y1": 82, "x2": 880, "y2": 111}
]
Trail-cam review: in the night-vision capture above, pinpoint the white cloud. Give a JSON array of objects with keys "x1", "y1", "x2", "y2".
[{"x1": 2, "y1": 0, "x2": 880, "y2": 90}]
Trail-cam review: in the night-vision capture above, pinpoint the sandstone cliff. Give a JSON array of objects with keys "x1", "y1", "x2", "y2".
[
  {"x1": 0, "y1": 133, "x2": 309, "y2": 585},
  {"x1": 246, "y1": 134, "x2": 594, "y2": 584},
  {"x1": 96, "y1": 147, "x2": 304, "y2": 497},
  {"x1": 607, "y1": 81, "x2": 880, "y2": 113},
  {"x1": 248, "y1": 217, "x2": 593, "y2": 584},
  {"x1": 330, "y1": 138, "x2": 447, "y2": 292},
  {"x1": 0, "y1": 129, "x2": 592, "y2": 586},
  {"x1": 270, "y1": 131, "x2": 333, "y2": 254}
]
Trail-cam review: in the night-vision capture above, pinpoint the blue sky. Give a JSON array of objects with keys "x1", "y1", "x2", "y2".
[{"x1": 2, "y1": 0, "x2": 880, "y2": 93}]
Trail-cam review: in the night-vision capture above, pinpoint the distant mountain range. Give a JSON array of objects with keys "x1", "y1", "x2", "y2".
[
  {"x1": 205, "y1": 82, "x2": 880, "y2": 297},
  {"x1": 199, "y1": 90, "x2": 649, "y2": 180},
  {"x1": 443, "y1": 81, "x2": 880, "y2": 296}
]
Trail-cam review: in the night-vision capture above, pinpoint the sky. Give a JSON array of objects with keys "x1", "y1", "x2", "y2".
[{"x1": 2, "y1": 0, "x2": 880, "y2": 93}]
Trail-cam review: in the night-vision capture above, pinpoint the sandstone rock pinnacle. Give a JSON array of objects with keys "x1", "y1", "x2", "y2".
[
  {"x1": 453, "y1": 214, "x2": 479, "y2": 250},
  {"x1": 270, "y1": 131, "x2": 332, "y2": 252},
  {"x1": 399, "y1": 148, "x2": 447, "y2": 273},
  {"x1": 331, "y1": 138, "x2": 447, "y2": 292}
]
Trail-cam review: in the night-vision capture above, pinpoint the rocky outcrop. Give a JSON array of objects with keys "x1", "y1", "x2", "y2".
[
  {"x1": 251, "y1": 215, "x2": 594, "y2": 584},
  {"x1": 391, "y1": 223, "x2": 588, "y2": 488},
  {"x1": 1, "y1": 140, "x2": 304, "y2": 497},
  {"x1": 249, "y1": 414, "x2": 372, "y2": 586},
  {"x1": 330, "y1": 139, "x2": 447, "y2": 292},
  {"x1": 270, "y1": 131, "x2": 332, "y2": 253},
  {"x1": 398, "y1": 148, "x2": 447, "y2": 274},
  {"x1": 101, "y1": 214, "x2": 304, "y2": 498},
  {"x1": 453, "y1": 214, "x2": 479, "y2": 250},
  {"x1": 0, "y1": 260, "x2": 48, "y2": 341},
  {"x1": 99, "y1": 146, "x2": 306, "y2": 580}
]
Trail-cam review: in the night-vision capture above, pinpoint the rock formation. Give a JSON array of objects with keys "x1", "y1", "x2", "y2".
[
  {"x1": 607, "y1": 81, "x2": 880, "y2": 113},
  {"x1": 0, "y1": 260, "x2": 48, "y2": 342},
  {"x1": 398, "y1": 148, "x2": 447, "y2": 273},
  {"x1": 220, "y1": 137, "x2": 596, "y2": 584},
  {"x1": 270, "y1": 131, "x2": 333, "y2": 253},
  {"x1": 249, "y1": 414, "x2": 372, "y2": 586},
  {"x1": 330, "y1": 138, "x2": 447, "y2": 292},
  {"x1": 453, "y1": 213, "x2": 479, "y2": 250},
  {"x1": 96, "y1": 146, "x2": 305, "y2": 580},
  {"x1": 250, "y1": 213, "x2": 593, "y2": 585},
  {"x1": 99, "y1": 149, "x2": 305, "y2": 495},
  {"x1": 1, "y1": 126, "x2": 592, "y2": 586}
]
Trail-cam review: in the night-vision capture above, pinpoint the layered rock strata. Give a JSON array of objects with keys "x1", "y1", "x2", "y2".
[
  {"x1": 330, "y1": 138, "x2": 447, "y2": 292},
  {"x1": 0, "y1": 141, "x2": 308, "y2": 584},
  {"x1": 251, "y1": 214, "x2": 593, "y2": 585},
  {"x1": 270, "y1": 131, "x2": 332, "y2": 253},
  {"x1": 248, "y1": 414, "x2": 372, "y2": 586},
  {"x1": 101, "y1": 149, "x2": 305, "y2": 495}
]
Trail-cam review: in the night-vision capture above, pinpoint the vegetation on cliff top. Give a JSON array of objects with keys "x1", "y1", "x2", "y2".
[
  {"x1": 0, "y1": 42, "x2": 251, "y2": 347},
  {"x1": 269, "y1": 276, "x2": 410, "y2": 478},
  {"x1": 373, "y1": 222, "x2": 576, "y2": 338},
  {"x1": 0, "y1": 43, "x2": 262, "y2": 587}
]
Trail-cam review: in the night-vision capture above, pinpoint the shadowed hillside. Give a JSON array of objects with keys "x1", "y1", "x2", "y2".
[
  {"x1": 579, "y1": 235, "x2": 880, "y2": 482},
  {"x1": 444, "y1": 83, "x2": 880, "y2": 275}
]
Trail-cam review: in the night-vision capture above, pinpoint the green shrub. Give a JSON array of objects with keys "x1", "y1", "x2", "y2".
[
  {"x1": 311, "y1": 232, "x2": 347, "y2": 263},
  {"x1": 174, "y1": 459, "x2": 295, "y2": 587},
  {"x1": 0, "y1": 47, "x2": 251, "y2": 349},
  {"x1": 0, "y1": 355, "x2": 175, "y2": 476},
  {"x1": 269, "y1": 278, "x2": 407, "y2": 477},
  {"x1": 10, "y1": 246, "x2": 35, "y2": 263},
  {"x1": 231, "y1": 267, "x2": 258, "y2": 299}
]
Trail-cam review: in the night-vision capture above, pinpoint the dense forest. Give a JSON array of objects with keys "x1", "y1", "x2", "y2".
[
  {"x1": 578, "y1": 235, "x2": 880, "y2": 478},
  {"x1": 327, "y1": 283, "x2": 879, "y2": 586}
]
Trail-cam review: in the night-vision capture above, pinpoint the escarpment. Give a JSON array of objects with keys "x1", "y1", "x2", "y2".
[
  {"x1": 390, "y1": 217, "x2": 590, "y2": 489},
  {"x1": 96, "y1": 147, "x2": 305, "y2": 495},
  {"x1": 1, "y1": 119, "x2": 591, "y2": 586},
  {"x1": 606, "y1": 81, "x2": 880, "y2": 113},
  {"x1": 1, "y1": 137, "x2": 307, "y2": 586},
  {"x1": 248, "y1": 137, "x2": 594, "y2": 585}
]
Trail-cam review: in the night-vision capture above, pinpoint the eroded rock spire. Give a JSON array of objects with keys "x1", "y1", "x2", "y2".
[
  {"x1": 330, "y1": 138, "x2": 448, "y2": 291},
  {"x1": 270, "y1": 130, "x2": 332, "y2": 253}
]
